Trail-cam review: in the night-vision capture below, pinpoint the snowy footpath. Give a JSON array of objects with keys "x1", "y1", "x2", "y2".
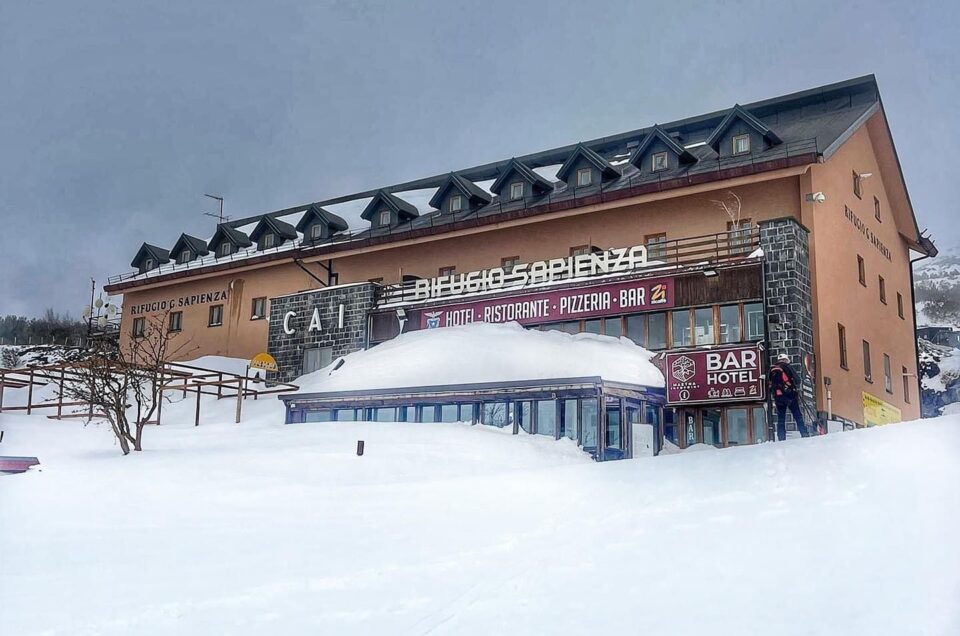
[{"x1": 1, "y1": 389, "x2": 959, "y2": 635}]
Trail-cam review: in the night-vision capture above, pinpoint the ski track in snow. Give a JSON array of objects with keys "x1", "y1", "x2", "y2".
[{"x1": 0, "y1": 382, "x2": 959, "y2": 636}]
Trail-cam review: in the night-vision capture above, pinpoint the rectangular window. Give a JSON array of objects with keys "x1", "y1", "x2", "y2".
[
  {"x1": 874, "y1": 196, "x2": 881, "y2": 222},
  {"x1": 438, "y1": 265, "x2": 456, "y2": 277},
  {"x1": 604, "y1": 317, "x2": 622, "y2": 338},
  {"x1": 719, "y1": 305, "x2": 740, "y2": 343},
  {"x1": 580, "y1": 398, "x2": 598, "y2": 449},
  {"x1": 672, "y1": 310, "x2": 691, "y2": 348},
  {"x1": 902, "y1": 366, "x2": 911, "y2": 403},
  {"x1": 647, "y1": 312, "x2": 667, "y2": 350},
  {"x1": 733, "y1": 134, "x2": 750, "y2": 155},
  {"x1": 897, "y1": 292, "x2": 904, "y2": 319},
  {"x1": 853, "y1": 171, "x2": 862, "y2": 199},
  {"x1": 501, "y1": 256, "x2": 520, "y2": 273},
  {"x1": 569, "y1": 244, "x2": 591, "y2": 257},
  {"x1": 645, "y1": 233, "x2": 667, "y2": 260},
  {"x1": 561, "y1": 399, "x2": 578, "y2": 440},
  {"x1": 440, "y1": 404, "x2": 459, "y2": 423},
  {"x1": 208, "y1": 304, "x2": 223, "y2": 327},
  {"x1": 838, "y1": 323, "x2": 848, "y2": 370},
  {"x1": 261, "y1": 233, "x2": 276, "y2": 249},
  {"x1": 482, "y1": 401, "x2": 509, "y2": 427},
  {"x1": 626, "y1": 314, "x2": 646, "y2": 347},
  {"x1": 132, "y1": 317, "x2": 146, "y2": 338},
  {"x1": 168, "y1": 311, "x2": 182, "y2": 333},
  {"x1": 177, "y1": 250, "x2": 191, "y2": 264},
  {"x1": 702, "y1": 408, "x2": 721, "y2": 446},
  {"x1": 727, "y1": 219, "x2": 753, "y2": 254},
  {"x1": 694, "y1": 307, "x2": 715, "y2": 345},
  {"x1": 379, "y1": 209, "x2": 391, "y2": 226},
  {"x1": 584, "y1": 319, "x2": 602, "y2": 334},
  {"x1": 863, "y1": 340, "x2": 872, "y2": 382},
  {"x1": 418, "y1": 405, "x2": 438, "y2": 423},
  {"x1": 302, "y1": 346, "x2": 332, "y2": 375},
  {"x1": 744, "y1": 302, "x2": 764, "y2": 341},
  {"x1": 310, "y1": 223, "x2": 324, "y2": 239},
  {"x1": 752, "y1": 406, "x2": 767, "y2": 444},
  {"x1": 536, "y1": 400, "x2": 557, "y2": 437},
  {"x1": 576, "y1": 167, "x2": 592, "y2": 187},
  {"x1": 857, "y1": 255, "x2": 866, "y2": 286},
  {"x1": 510, "y1": 182, "x2": 524, "y2": 200},
  {"x1": 449, "y1": 194, "x2": 463, "y2": 212},
  {"x1": 726, "y1": 408, "x2": 749, "y2": 446},
  {"x1": 251, "y1": 297, "x2": 267, "y2": 320},
  {"x1": 879, "y1": 276, "x2": 887, "y2": 304},
  {"x1": 143, "y1": 258, "x2": 154, "y2": 271},
  {"x1": 652, "y1": 151, "x2": 668, "y2": 171},
  {"x1": 218, "y1": 242, "x2": 232, "y2": 257},
  {"x1": 883, "y1": 354, "x2": 892, "y2": 393}
]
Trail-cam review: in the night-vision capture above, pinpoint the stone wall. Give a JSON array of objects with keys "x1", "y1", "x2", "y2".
[
  {"x1": 759, "y1": 218, "x2": 817, "y2": 433},
  {"x1": 267, "y1": 283, "x2": 376, "y2": 383}
]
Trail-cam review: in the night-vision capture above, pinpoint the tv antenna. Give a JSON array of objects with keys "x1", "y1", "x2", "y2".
[{"x1": 203, "y1": 193, "x2": 229, "y2": 223}]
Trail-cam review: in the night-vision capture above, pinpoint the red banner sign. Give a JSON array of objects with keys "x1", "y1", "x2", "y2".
[
  {"x1": 665, "y1": 344, "x2": 765, "y2": 404},
  {"x1": 419, "y1": 277, "x2": 674, "y2": 329}
]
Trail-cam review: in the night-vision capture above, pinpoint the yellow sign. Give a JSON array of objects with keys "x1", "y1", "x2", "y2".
[
  {"x1": 249, "y1": 352, "x2": 279, "y2": 372},
  {"x1": 862, "y1": 392, "x2": 901, "y2": 427}
]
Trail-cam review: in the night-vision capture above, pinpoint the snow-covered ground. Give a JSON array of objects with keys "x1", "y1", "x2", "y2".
[{"x1": 1, "y1": 383, "x2": 959, "y2": 634}]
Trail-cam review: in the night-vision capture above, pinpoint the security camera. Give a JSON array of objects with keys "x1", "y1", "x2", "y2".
[{"x1": 805, "y1": 192, "x2": 826, "y2": 203}]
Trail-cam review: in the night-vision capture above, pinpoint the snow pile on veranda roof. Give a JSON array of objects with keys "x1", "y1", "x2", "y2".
[{"x1": 296, "y1": 321, "x2": 664, "y2": 393}]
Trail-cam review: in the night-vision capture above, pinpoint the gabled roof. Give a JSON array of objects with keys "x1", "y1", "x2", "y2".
[
  {"x1": 628, "y1": 125, "x2": 697, "y2": 166},
  {"x1": 490, "y1": 158, "x2": 555, "y2": 197},
  {"x1": 556, "y1": 143, "x2": 621, "y2": 182},
  {"x1": 130, "y1": 243, "x2": 170, "y2": 269},
  {"x1": 170, "y1": 233, "x2": 209, "y2": 259},
  {"x1": 295, "y1": 204, "x2": 349, "y2": 234},
  {"x1": 428, "y1": 173, "x2": 493, "y2": 209},
  {"x1": 207, "y1": 223, "x2": 252, "y2": 251},
  {"x1": 360, "y1": 190, "x2": 420, "y2": 221},
  {"x1": 706, "y1": 104, "x2": 782, "y2": 152},
  {"x1": 249, "y1": 215, "x2": 298, "y2": 243}
]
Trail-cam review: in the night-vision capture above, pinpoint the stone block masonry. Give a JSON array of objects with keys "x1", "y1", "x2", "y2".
[
  {"x1": 267, "y1": 283, "x2": 376, "y2": 383},
  {"x1": 759, "y1": 218, "x2": 817, "y2": 432}
]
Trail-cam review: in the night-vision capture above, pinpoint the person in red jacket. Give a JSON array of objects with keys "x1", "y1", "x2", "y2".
[{"x1": 768, "y1": 353, "x2": 811, "y2": 440}]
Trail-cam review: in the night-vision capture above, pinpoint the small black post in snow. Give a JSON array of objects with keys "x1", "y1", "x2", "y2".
[{"x1": 356, "y1": 440, "x2": 364, "y2": 456}]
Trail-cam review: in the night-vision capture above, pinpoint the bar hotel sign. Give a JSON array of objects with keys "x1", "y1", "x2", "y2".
[{"x1": 665, "y1": 345, "x2": 765, "y2": 404}]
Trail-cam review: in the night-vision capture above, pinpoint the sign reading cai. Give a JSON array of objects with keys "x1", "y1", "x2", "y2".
[
  {"x1": 411, "y1": 245, "x2": 648, "y2": 302},
  {"x1": 420, "y1": 277, "x2": 673, "y2": 329},
  {"x1": 665, "y1": 345, "x2": 765, "y2": 404},
  {"x1": 862, "y1": 392, "x2": 901, "y2": 426},
  {"x1": 129, "y1": 290, "x2": 229, "y2": 315}
]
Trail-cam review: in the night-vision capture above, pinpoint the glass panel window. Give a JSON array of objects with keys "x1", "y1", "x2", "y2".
[
  {"x1": 510, "y1": 182, "x2": 524, "y2": 200},
  {"x1": 853, "y1": 171, "x2": 862, "y2": 199},
  {"x1": 373, "y1": 407, "x2": 396, "y2": 422},
  {"x1": 132, "y1": 317, "x2": 146, "y2": 337},
  {"x1": 459, "y1": 404, "x2": 476, "y2": 423},
  {"x1": 419, "y1": 405, "x2": 437, "y2": 423},
  {"x1": 694, "y1": 307, "x2": 715, "y2": 345},
  {"x1": 302, "y1": 346, "x2": 332, "y2": 375},
  {"x1": 874, "y1": 196, "x2": 881, "y2": 222},
  {"x1": 857, "y1": 254, "x2": 866, "y2": 286},
  {"x1": 719, "y1": 305, "x2": 740, "y2": 343},
  {"x1": 304, "y1": 409, "x2": 332, "y2": 422},
  {"x1": 863, "y1": 340, "x2": 872, "y2": 382},
  {"x1": 879, "y1": 276, "x2": 887, "y2": 304},
  {"x1": 449, "y1": 194, "x2": 463, "y2": 212},
  {"x1": 652, "y1": 151, "x2": 668, "y2": 171},
  {"x1": 438, "y1": 266, "x2": 455, "y2": 277},
  {"x1": 208, "y1": 304, "x2": 223, "y2": 327},
  {"x1": 559, "y1": 321, "x2": 580, "y2": 334},
  {"x1": 584, "y1": 319, "x2": 602, "y2": 334},
  {"x1": 626, "y1": 314, "x2": 646, "y2": 346},
  {"x1": 536, "y1": 400, "x2": 557, "y2": 437},
  {"x1": 744, "y1": 302, "x2": 764, "y2": 341},
  {"x1": 336, "y1": 409, "x2": 356, "y2": 422},
  {"x1": 647, "y1": 312, "x2": 667, "y2": 350},
  {"x1": 440, "y1": 404, "x2": 459, "y2": 423},
  {"x1": 379, "y1": 209, "x2": 391, "y2": 226},
  {"x1": 178, "y1": 250, "x2": 191, "y2": 264},
  {"x1": 726, "y1": 408, "x2": 749, "y2": 446},
  {"x1": 902, "y1": 366, "x2": 911, "y2": 403},
  {"x1": 261, "y1": 233, "x2": 275, "y2": 249},
  {"x1": 576, "y1": 167, "x2": 592, "y2": 187},
  {"x1": 733, "y1": 134, "x2": 750, "y2": 155},
  {"x1": 501, "y1": 256, "x2": 520, "y2": 273},
  {"x1": 663, "y1": 409, "x2": 678, "y2": 445},
  {"x1": 839, "y1": 323, "x2": 848, "y2": 369},
  {"x1": 310, "y1": 223, "x2": 324, "y2": 239},
  {"x1": 605, "y1": 406, "x2": 623, "y2": 451},
  {"x1": 752, "y1": 406, "x2": 767, "y2": 443},
  {"x1": 581, "y1": 399, "x2": 598, "y2": 450},
  {"x1": 604, "y1": 317, "x2": 623, "y2": 338},
  {"x1": 561, "y1": 399, "x2": 578, "y2": 440},
  {"x1": 143, "y1": 258, "x2": 154, "y2": 270},
  {"x1": 897, "y1": 293, "x2": 904, "y2": 319},
  {"x1": 516, "y1": 401, "x2": 532, "y2": 433},
  {"x1": 168, "y1": 311, "x2": 182, "y2": 333},
  {"x1": 702, "y1": 408, "x2": 721, "y2": 446},
  {"x1": 645, "y1": 233, "x2": 667, "y2": 260},
  {"x1": 883, "y1": 354, "x2": 892, "y2": 393},
  {"x1": 218, "y1": 242, "x2": 232, "y2": 257},
  {"x1": 482, "y1": 402, "x2": 509, "y2": 427},
  {"x1": 251, "y1": 297, "x2": 267, "y2": 320},
  {"x1": 672, "y1": 310, "x2": 691, "y2": 347}
]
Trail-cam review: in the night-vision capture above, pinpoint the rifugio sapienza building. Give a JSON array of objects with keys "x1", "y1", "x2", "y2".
[{"x1": 105, "y1": 75, "x2": 936, "y2": 457}]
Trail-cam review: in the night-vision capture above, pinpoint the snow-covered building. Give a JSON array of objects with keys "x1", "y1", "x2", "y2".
[{"x1": 105, "y1": 75, "x2": 935, "y2": 449}]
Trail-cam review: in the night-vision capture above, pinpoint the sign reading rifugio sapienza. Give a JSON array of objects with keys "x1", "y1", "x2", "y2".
[
  {"x1": 420, "y1": 278, "x2": 673, "y2": 329},
  {"x1": 411, "y1": 245, "x2": 648, "y2": 302},
  {"x1": 664, "y1": 345, "x2": 765, "y2": 404}
]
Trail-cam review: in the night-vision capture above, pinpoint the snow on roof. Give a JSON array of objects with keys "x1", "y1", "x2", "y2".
[
  {"x1": 294, "y1": 321, "x2": 664, "y2": 394},
  {"x1": 393, "y1": 187, "x2": 440, "y2": 214},
  {"x1": 532, "y1": 164, "x2": 562, "y2": 182},
  {"x1": 323, "y1": 197, "x2": 374, "y2": 231}
]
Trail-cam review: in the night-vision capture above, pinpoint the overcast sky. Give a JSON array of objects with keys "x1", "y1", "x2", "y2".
[{"x1": 1, "y1": 0, "x2": 956, "y2": 317}]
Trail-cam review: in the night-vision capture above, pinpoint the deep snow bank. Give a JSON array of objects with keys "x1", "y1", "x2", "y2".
[
  {"x1": 0, "y1": 396, "x2": 958, "y2": 635},
  {"x1": 297, "y1": 321, "x2": 664, "y2": 393}
]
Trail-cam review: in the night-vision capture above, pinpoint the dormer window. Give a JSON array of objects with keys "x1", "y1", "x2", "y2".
[
  {"x1": 261, "y1": 233, "x2": 275, "y2": 249},
  {"x1": 510, "y1": 182, "x2": 524, "y2": 200},
  {"x1": 652, "y1": 152, "x2": 668, "y2": 171},
  {"x1": 310, "y1": 223, "x2": 324, "y2": 240},
  {"x1": 177, "y1": 250, "x2": 191, "y2": 264},
  {"x1": 576, "y1": 168, "x2": 592, "y2": 187},
  {"x1": 733, "y1": 134, "x2": 751, "y2": 155},
  {"x1": 379, "y1": 209, "x2": 391, "y2": 226},
  {"x1": 449, "y1": 194, "x2": 463, "y2": 213},
  {"x1": 143, "y1": 258, "x2": 154, "y2": 270},
  {"x1": 218, "y1": 242, "x2": 232, "y2": 257}
]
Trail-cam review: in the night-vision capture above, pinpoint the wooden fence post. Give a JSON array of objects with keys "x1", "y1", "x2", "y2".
[
  {"x1": 26, "y1": 368, "x2": 34, "y2": 415},
  {"x1": 195, "y1": 385, "x2": 202, "y2": 427},
  {"x1": 57, "y1": 367, "x2": 65, "y2": 419}
]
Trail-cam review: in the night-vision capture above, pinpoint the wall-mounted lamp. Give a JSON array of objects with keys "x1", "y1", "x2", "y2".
[
  {"x1": 805, "y1": 192, "x2": 826, "y2": 203},
  {"x1": 703, "y1": 267, "x2": 718, "y2": 277}
]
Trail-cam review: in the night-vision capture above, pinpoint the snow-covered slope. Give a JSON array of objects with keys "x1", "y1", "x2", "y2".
[{"x1": 1, "y1": 392, "x2": 958, "y2": 635}]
